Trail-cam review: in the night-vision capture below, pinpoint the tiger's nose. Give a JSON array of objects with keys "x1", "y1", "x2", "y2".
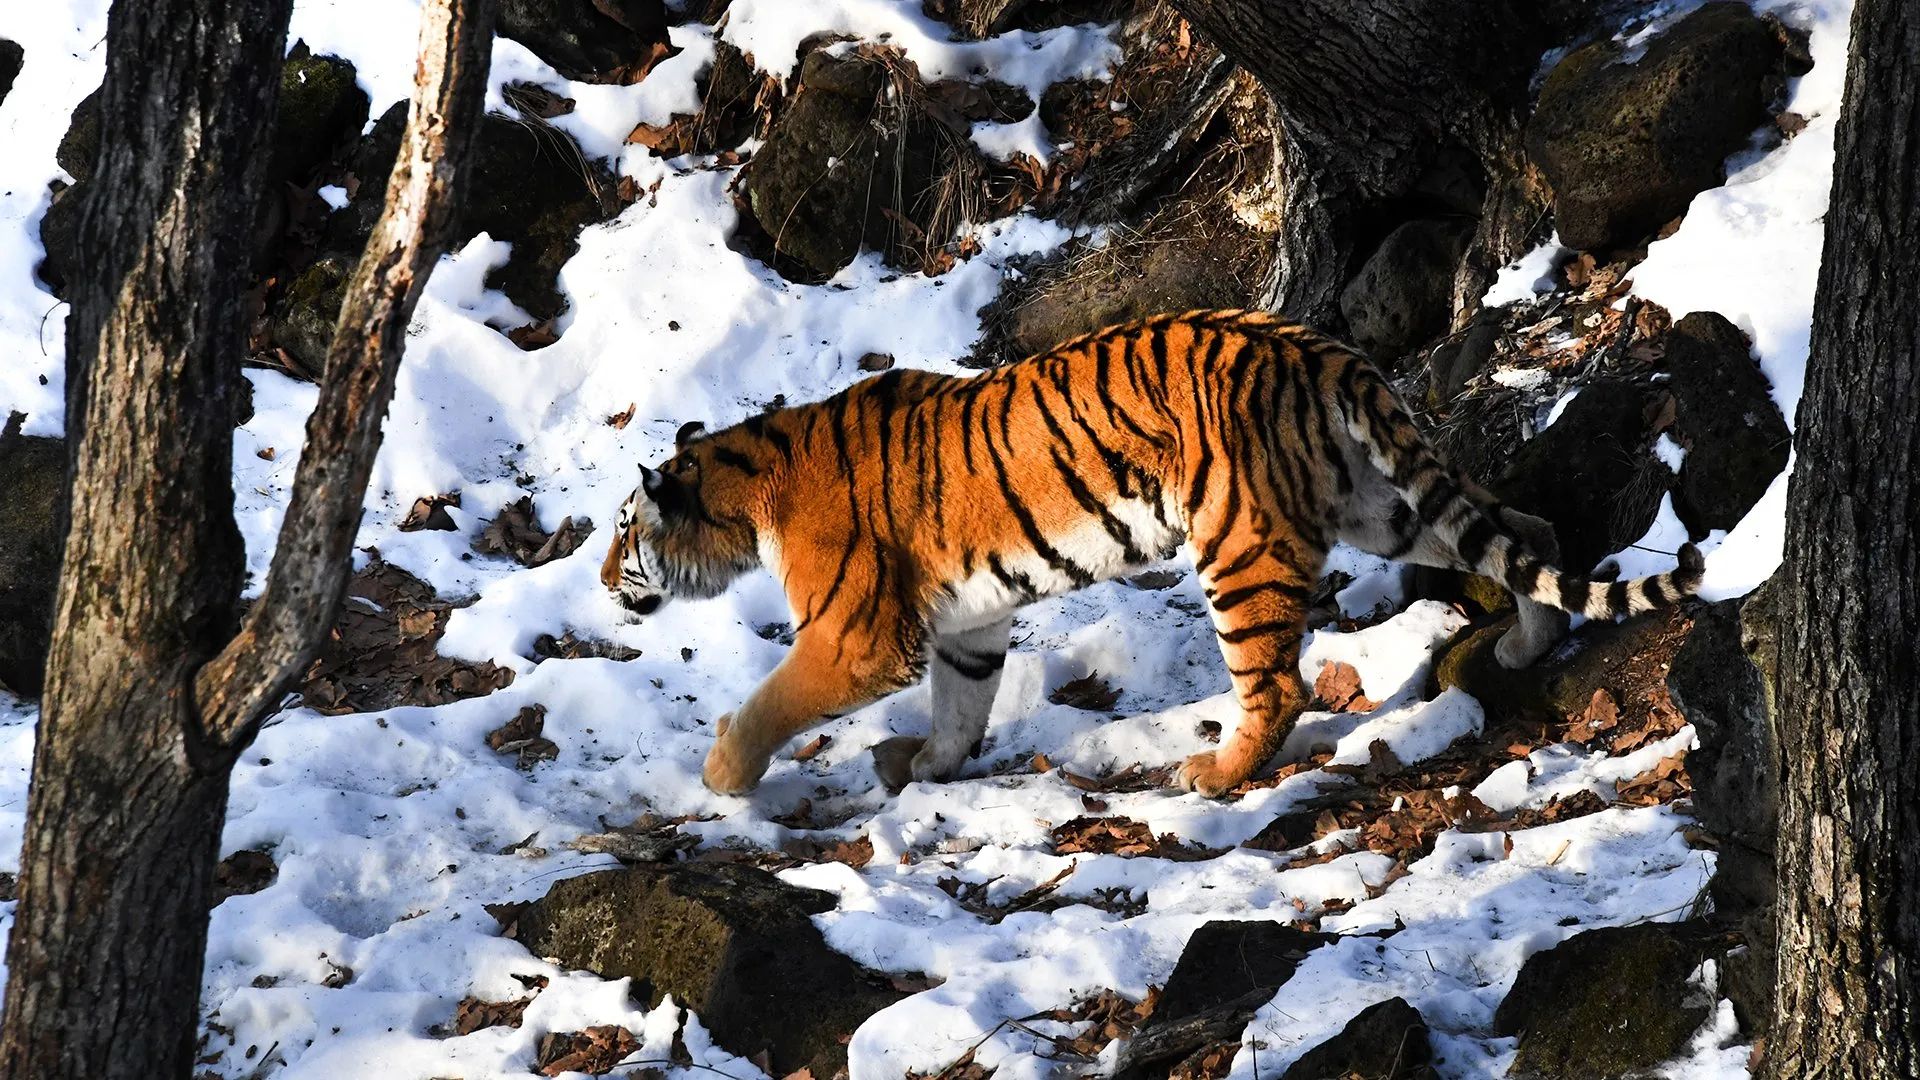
[{"x1": 633, "y1": 595, "x2": 662, "y2": 615}]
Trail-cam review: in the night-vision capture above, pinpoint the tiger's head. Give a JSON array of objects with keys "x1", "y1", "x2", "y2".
[{"x1": 601, "y1": 420, "x2": 763, "y2": 621}]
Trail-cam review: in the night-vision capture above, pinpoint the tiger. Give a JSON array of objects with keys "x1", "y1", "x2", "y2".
[{"x1": 600, "y1": 310, "x2": 1703, "y2": 799}]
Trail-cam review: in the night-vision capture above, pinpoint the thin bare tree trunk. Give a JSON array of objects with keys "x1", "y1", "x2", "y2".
[
  {"x1": 1763, "y1": 0, "x2": 1920, "y2": 1075},
  {"x1": 0, "y1": 0, "x2": 496, "y2": 1073}
]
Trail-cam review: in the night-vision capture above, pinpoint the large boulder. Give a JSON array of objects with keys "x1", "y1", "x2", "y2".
[
  {"x1": 0, "y1": 39, "x2": 23, "y2": 108},
  {"x1": 1495, "y1": 922, "x2": 1721, "y2": 1079},
  {"x1": 269, "y1": 254, "x2": 354, "y2": 380},
  {"x1": 1528, "y1": 3, "x2": 1788, "y2": 251},
  {"x1": 0, "y1": 414, "x2": 65, "y2": 697},
  {"x1": 1492, "y1": 379, "x2": 1667, "y2": 574},
  {"x1": 1280, "y1": 997, "x2": 1431, "y2": 1080},
  {"x1": 272, "y1": 47, "x2": 368, "y2": 192},
  {"x1": 1664, "y1": 312, "x2": 1791, "y2": 536},
  {"x1": 515, "y1": 862, "x2": 901, "y2": 1078},
  {"x1": 739, "y1": 50, "x2": 946, "y2": 280},
  {"x1": 496, "y1": 0, "x2": 672, "y2": 85},
  {"x1": 460, "y1": 112, "x2": 620, "y2": 319},
  {"x1": 1339, "y1": 218, "x2": 1474, "y2": 365}
]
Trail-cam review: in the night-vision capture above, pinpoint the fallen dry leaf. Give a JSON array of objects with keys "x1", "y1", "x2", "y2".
[
  {"x1": 792, "y1": 734, "x2": 831, "y2": 761},
  {"x1": 450, "y1": 994, "x2": 535, "y2": 1035},
  {"x1": 1567, "y1": 688, "x2": 1620, "y2": 744},
  {"x1": 1314, "y1": 660, "x2": 1380, "y2": 712},
  {"x1": 1050, "y1": 672, "x2": 1121, "y2": 711},
  {"x1": 536, "y1": 1025, "x2": 639, "y2": 1076},
  {"x1": 607, "y1": 402, "x2": 636, "y2": 429}
]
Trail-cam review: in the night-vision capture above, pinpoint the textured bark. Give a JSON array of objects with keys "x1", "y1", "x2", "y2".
[
  {"x1": 1763, "y1": 0, "x2": 1920, "y2": 1076},
  {"x1": 1167, "y1": 0, "x2": 1563, "y2": 329},
  {"x1": 0, "y1": 0, "x2": 495, "y2": 1074}
]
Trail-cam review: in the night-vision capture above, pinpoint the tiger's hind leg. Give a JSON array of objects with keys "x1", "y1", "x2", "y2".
[
  {"x1": 1176, "y1": 535, "x2": 1322, "y2": 798},
  {"x1": 910, "y1": 617, "x2": 1013, "y2": 783}
]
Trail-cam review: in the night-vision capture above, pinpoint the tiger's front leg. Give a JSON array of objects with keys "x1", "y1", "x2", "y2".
[
  {"x1": 702, "y1": 627, "x2": 914, "y2": 795},
  {"x1": 1175, "y1": 538, "x2": 1320, "y2": 798}
]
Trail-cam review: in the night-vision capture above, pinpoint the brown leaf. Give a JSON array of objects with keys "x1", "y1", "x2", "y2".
[
  {"x1": 451, "y1": 994, "x2": 535, "y2": 1035},
  {"x1": 503, "y1": 80, "x2": 576, "y2": 119},
  {"x1": 213, "y1": 849, "x2": 277, "y2": 904},
  {"x1": 256, "y1": 446, "x2": 276, "y2": 460},
  {"x1": 792, "y1": 734, "x2": 831, "y2": 761},
  {"x1": 507, "y1": 319, "x2": 560, "y2": 350},
  {"x1": 1567, "y1": 688, "x2": 1620, "y2": 744},
  {"x1": 536, "y1": 1025, "x2": 640, "y2": 1076},
  {"x1": 487, "y1": 705, "x2": 546, "y2": 751},
  {"x1": 483, "y1": 901, "x2": 529, "y2": 938},
  {"x1": 400, "y1": 492, "x2": 461, "y2": 532},
  {"x1": 606, "y1": 402, "x2": 636, "y2": 429},
  {"x1": 1050, "y1": 672, "x2": 1121, "y2": 711},
  {"x1": 821, "y1": 836, "x2": 875, "y2": 869},
  {"x1": 857, "y1": 352, "x2": 895, "y2": 372},
  {"x1": 1314, "y1": 660, "x2": 1380, "y2": 713},
  {"x1": 1030, "y1": 752, "x2": 1054, "y2": 773}
]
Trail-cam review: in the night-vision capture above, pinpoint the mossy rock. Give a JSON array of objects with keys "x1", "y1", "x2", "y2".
[
  {"x1": 516, "y1": 863, "x2": 901, "y2": 1078},
  {"x1": 271, "y1": 255, "x2": 353, "y2": 379},
  {"x1": 273, "y1": 48, "x2": 369, "y2": 190},
  {"x1": 1496, "y1": 922, "x2": 1722, "y2": 1079},
  {"x1": 1431, "y1": 607, "x2": 1686, "y2": 725},
  {"x1": 55, "y1": 88, "x2": 101, "y2": 183},
  {"x1": 1527, "y1": 3, "x2": 1786, "y2": 251}
]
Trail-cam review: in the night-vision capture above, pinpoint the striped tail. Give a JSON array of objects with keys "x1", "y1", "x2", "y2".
[{"x1": 1337, "y1": 363, "x2": 1705, "y2": 621}]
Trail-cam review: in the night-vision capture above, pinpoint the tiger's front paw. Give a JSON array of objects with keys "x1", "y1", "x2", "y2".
[
  {"x1": 701, "y1": 718, "x2": 767, "y2": 796},
  {"x1": 1174, "y1": 750, "x2": 1244, "y2": 799}
]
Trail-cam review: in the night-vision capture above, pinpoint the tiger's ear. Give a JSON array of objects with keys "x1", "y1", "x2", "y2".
[{"x1": 675, "y1": 421, "x2": 709, "y2": 450}]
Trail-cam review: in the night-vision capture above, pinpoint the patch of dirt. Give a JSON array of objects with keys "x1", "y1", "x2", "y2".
[
  {"x1": 212, "y1": 850, "x2": 277, "y2": 904},
  {"x1": 474, "y1": 495, "x2": 594, "y2": 568},
  {"x1": 294, "y1": 556, "x2": 514, "y2": 715}
]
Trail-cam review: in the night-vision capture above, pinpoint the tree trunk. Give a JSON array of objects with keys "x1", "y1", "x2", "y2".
[
  {"x1": 1764, "y1": 0, "x2": 1920, "y2": 1075},
  {"x1": 0, "y1": 0, "x2": 496, "y2": 1073},
  {"x1": 1166, "y1": 0, "x2": 1568, "y2": 329}
]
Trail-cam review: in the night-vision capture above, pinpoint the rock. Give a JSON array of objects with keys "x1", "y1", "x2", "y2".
[
  {"x1": 515, "y1": 863, "x2": 902, "y2": 1078},
  {"x1": 1495, "y1": 922, "x2": 1721, "y2": 1079},
  {"x1": 0, "y1": 413, "x2": 65, "y2": 697},
  {"x1": 1666, "y1": 596, "x2": 1775, "y2": 868},
  {"x1": 497, "y1": 0, "x2": 672, "y2": 85},
  {"x1": 0, "y1": 39, "x2": 22, "y2": 107},
  {"x1": 1528, "y1": 3, "x2": 1787, "y2": 251},
  {"x1": 273, "y1": 48, "x2": 368, "y2": 191},
  {"x1": 325, "y1": 100, "x2": 408, "y2": 254},
  {"x1": 1280, "y1": 997, "x2": 1431, "y2": 1080},
  {"x1": 1492, "y1": 379, "x2": 1666, "y2": 574},
  {"x1": 1718, "y1": 907, "x2": 1775, "y2": 1035},
  {"x1": 1663, "y1": 312, "x2": 1791, "y2": 536},
  {"x1": 1114, "y1": 921, "x2": 1332, "y2": 1080},
  {"x1": 1156, "y1": 922, "x2": 1333, "y2": 1025},
  {"x1": 739, "y1": 50, "x2": 946, "y2": 280},
  {"x1": 461, "y1": 112, "x2": 618, "y2": 319},
  {"x1": 1339, "y1": 218, "x2": 1474, "y2": 365},
  {"x1": 36, "y1": 180, "x2": 86, "y2": 298},
  {"x1": 1426, "y1": 303, "x2": 1505, "y2": 407},
  {"x1": 1432, "y1": 606, "x2": 1687, "y2": 726},
  {"x1": 56, "y1": 88, "x2": 101, "y2": 183},
  {"x1": 270, "y1": 254, "x2": 352, "y2": 379}
]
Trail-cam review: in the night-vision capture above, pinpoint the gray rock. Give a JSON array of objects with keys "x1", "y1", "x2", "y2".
[
  {"x1": 1493, "y1": 379, "x2": 1666, "y2": 574},
  {"x1": 36, "y1": 180, "x2": 86, "y2": 298},
  {"x1": 740, "y1": 50, "x2": 945, "y2": 280},
  {"x1": 1496, "y1": 922, "x2": 1720, "y2": 1079},
  {"x1": 515, "y1": 862, "x2": 901, "y2": 1078},
  {"x1": 1281, "y1": 997, "x2": 1431, "y2": 1080},
  {"x1": 1528, "y1": 3, "x2": 1787, "y2": 251},
  {"x1": 55, "y1": 88, "x2": 101, "y2": 183},
  {"x1": 496, "y1": 0, "x2": 671, "y2": 85},
  {"x1": 1339, "y1": 218, "x2": 1474, "y2": 365},
  {"x1": 1155, "y1": 921, "x2": 1333, "y2": 1026},
  {"x1": 1667, "y1": 596, "x2": 1776, "y2": 863},
  {"x1": 0, "y1": 413, "x2": 65, "y2": 697},
  {"x1": 1664, "y1": 312, "x2": 1791, "y2": 536},
  {"x1": 269, "y1": 254, "x2": 353, "y2": 380},
  {"x1": 0, "y1": 39, "x2": 22, "y2": 108}
]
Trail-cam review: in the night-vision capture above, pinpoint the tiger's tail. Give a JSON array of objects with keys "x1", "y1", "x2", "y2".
[{"x1": 1336, "y1": 362, "x2": 1704, "y2": 621}]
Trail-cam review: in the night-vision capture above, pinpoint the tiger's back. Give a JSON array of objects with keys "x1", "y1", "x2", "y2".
[{"x1": 603, "y1": 310, "x2": 1702, "y2": 797}]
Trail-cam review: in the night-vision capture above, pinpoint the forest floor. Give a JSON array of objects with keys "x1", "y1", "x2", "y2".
[{"x1": 0, "y1": 1, "x2": 1851, "y2": 1078}]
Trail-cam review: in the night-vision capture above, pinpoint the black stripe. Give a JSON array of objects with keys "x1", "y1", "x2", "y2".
[
  {"x1": 935, "y1": 647, "x2": 1006, "y2": 681},
  {"x1": 1557, "y1": 575, "x2": 1588, "y2": 613},
  {"x1": 1209, "y1": 579, "x2": 1310, "y2": 613},
  {"x1": 711, "y1": 447, "x2": 761, "y2": 476},
  {"x1": 985, "y1": 390, "x2": 1095, "y2": 588},
  {"x1": 1217, "y1": 620, "x2": 1302, "y2": 645},
  {"x1": 1605, "y1": 580, "x2": 1631, "y2": 615},
  {"x1": 1455, "y1": 516, "x2": 1500, "y2": 569},
  {"x1": 1638, "y1": 576, "x2": 1665, "y2": 611},
  {"x1": 987, "y1": 553, "x2": 1040, "y2": 601}
]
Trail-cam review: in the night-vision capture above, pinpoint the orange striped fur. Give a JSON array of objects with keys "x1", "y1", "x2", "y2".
[{"x1": 601, "y1": 310, "x2": 1702, "y2": 797}]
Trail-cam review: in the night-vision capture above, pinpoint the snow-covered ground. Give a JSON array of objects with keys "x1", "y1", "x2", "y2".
[{"x1": 0, "y1": 0, "x2": 1849, "y2": 1077}]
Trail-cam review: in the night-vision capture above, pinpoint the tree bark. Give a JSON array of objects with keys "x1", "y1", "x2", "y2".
[
  {"x1": 0, "y1": 0, "x2": 496, "y2": 1074},
  {"x1": 1166, "y1": 0, "x2": 1566, "y2": 329},
  {"x1": 1764, "y1": 0, "x2": 1920, "y2": 1076}
]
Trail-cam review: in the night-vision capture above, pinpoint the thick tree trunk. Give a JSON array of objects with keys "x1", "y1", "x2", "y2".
[
  {"x1": 1763, "y1": 0, "x2": 1920, "y2": 1076},
  {"x1": 0, "y1": 0, "x2": 496, "y2": 1074},
  {"x1": 1166, "y1": 0, "x2": 1564, "y2": 329}
]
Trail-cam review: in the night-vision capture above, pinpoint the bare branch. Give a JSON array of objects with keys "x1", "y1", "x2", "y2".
[{"x1": 194, "y1": 0, "x2": 498, "y2": 742}]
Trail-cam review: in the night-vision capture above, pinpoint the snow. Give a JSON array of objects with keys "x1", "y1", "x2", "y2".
[{"x1": 0, "y1": 0, "x2": 1848, "y2": 1077}]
